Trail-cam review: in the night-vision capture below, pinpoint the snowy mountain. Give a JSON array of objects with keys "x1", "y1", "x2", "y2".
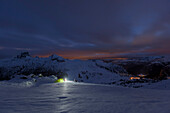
[
  {"x1": 0, "y1": 52, "x2": 170, "y2": 88},
  {"x1": 0, "y1": 52, "x2": 127, "y2": 84}
]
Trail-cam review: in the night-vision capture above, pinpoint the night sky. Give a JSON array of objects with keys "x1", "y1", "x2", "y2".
[{"x1": 0, "y1": 0, "x2": 170, "y2": 59}]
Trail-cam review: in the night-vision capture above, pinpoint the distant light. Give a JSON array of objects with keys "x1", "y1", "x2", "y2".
[
  {"x1": 130, "y1": 77, "x2": 140, "y2": 80},
  {"x1": 138, "y1": 74, "x2": 146, "y2": 77},
  {"x1": 64, "y1": 78, "x2": 73, "y2": 83}
]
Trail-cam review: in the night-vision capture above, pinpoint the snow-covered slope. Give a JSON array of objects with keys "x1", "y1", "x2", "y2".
[{"x1": 0, "y1": 53, "x2": 126, "y2": 84}]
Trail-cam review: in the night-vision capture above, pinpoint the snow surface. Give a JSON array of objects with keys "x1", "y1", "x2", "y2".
[
  {"x1": 0, "y1": 81, "x2": 170, "y2": 113},
  {"x1": 143, "y1": 79, "x2": 170, "y2": 90}
]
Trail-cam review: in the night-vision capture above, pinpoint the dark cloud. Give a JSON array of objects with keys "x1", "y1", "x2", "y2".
[{"x1": 0, "y1": 0, "x2": 170, "y2": 59}]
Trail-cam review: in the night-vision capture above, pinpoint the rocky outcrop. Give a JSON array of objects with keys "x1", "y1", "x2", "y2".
[
  {"x1": 16, "y1": 52, "x2": 31, "y2": 59},
  {"x1": 0, "y1": 67, "x2": 11, "y2": 80},
  {"x1": 95, "y1": 60, "x2": 127, "y2": 75},
  {"x1": 120, "y1": 62, "x2": 148, "y2": 76},
  {"x1": 118, "y1": 58, "x2": 170, "y2": 80},
  {"x1": 49, "y1": 54, "x2": 65, "y2": 62},
  {"x1": 146, "y1": 62, "x2": 165, "y2": 79}
]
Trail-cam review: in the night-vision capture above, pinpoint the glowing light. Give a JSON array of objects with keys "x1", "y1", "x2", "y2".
[
  {"x1": 130, "y1": 77, "x2": 140, "y2": 80},
  {"x1": 54, "y1": 77, "x2": 73, "y2": 83},
  {"x1": 138, "y1": 74, "x2": 146, "y2": 77},
  {"x1": 64, "y1": 78, "x2": 68, "y2": 82}
]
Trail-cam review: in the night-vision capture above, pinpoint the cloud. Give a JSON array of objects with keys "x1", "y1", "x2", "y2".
[
  {"x1": 0, "y1": 0, "x2": 170, "y2": 59},
  {"x1": 0, "y1": 47, "x2": 4, "y2": 50}
]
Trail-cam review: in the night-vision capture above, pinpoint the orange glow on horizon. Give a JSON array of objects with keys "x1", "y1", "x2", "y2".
[
  {"x1": 32, "y1": 50, "x2": 132, "y2": 60},
  {"x1": 33, "y1": 54, "x2": 95, "y2": 60},
  {"x1": 33, "y1": 54, "x2": 128, "y2": 60}
]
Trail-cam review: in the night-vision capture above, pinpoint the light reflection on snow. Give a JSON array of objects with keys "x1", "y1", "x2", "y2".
[{"x1": 1, "y1": 81, "x2": 170, "y2": 113}]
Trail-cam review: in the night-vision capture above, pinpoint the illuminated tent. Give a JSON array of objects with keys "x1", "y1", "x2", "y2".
[{"x1": 55, "y1": 78, "x2": 65, "y2": 83}]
